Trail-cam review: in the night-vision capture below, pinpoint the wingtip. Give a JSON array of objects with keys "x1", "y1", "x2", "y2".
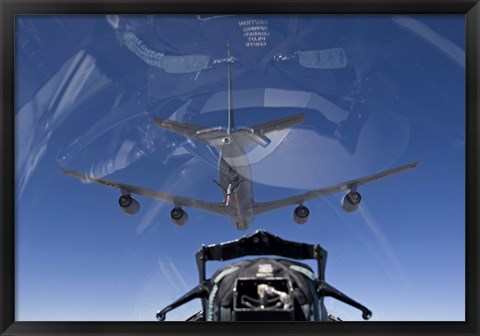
[
  {"x1": 60, "y1": 167, "x2": 84, "y2": 179},
  {"x1": 153, "y1": 116, "x2": 172, "y2": 129},
  {"x1": 60, "y1": 167, "x2": 79, "y2": 178},
  {"x1": 296, "y1": 112, "x2": 305, "y2": 119}
]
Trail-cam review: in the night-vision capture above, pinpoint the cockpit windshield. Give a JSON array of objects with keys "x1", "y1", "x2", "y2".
[{"x1": 15, "y1": 14, "x2": 465, "y2": 321}]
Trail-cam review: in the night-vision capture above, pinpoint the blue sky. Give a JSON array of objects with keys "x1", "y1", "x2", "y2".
[{"x1": 15, "y1": 15, "x2": 465, "y2": 321}]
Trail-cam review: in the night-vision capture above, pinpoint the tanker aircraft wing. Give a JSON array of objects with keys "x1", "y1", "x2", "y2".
[
  {"x1": 253, "y1": 161, "x2": 419, "y2": 215},
  {"x1": 61, "y1": 168, "x2": 227, "y2": 216}
]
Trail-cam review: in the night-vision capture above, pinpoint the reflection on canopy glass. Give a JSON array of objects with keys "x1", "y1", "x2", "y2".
[{"x1": 15, "y1": 15, "x2": 464, "y2": 321}]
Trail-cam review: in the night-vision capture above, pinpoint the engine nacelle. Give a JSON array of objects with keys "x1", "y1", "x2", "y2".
[
  {"x1": 171, "y1": 207, "x2": 188, "y2": 226},
  {"x1": 118, "y1": 194, "x2": 140, "y2": 215},
  {"x1": 293, "y1": 205, "x2": 310, "y2": 224},
  {"x1": 341, "y1": 191, "x2": 362, "y2": 212}
]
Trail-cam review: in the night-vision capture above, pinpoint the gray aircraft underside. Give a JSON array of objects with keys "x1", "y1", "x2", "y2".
[
  {"x1": 61, "y1": 112, "x2": 418, "y2": 231},
  {"x1": 62, "y1": 45, "x2": 418, "y2": 231}
]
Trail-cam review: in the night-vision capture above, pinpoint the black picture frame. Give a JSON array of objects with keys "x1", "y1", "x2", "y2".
[{"x1": 1, "y1": 1, "x2": 478, "y2": 335}]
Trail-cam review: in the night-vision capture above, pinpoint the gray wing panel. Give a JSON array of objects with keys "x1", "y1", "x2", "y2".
[
  {"x1": 154, "y1": 117, "x2": 229, "y2": 146},
  {"x1": 154, "y1": 117, "x2": 205, "y2": 138},
  {"x1": 253, "y1": 161, "x2": 419, "y2": 215},
  {"x1": 248, "y1": 113, "x2": 305, "y2": 136},
  {"x1": 61, "y1": 168, "x2": 227, "y2": 216}
]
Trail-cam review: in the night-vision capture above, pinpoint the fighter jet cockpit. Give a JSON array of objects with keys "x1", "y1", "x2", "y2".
[{"x1": 13, "y1": 13, "x2": 466, "y2": 323}]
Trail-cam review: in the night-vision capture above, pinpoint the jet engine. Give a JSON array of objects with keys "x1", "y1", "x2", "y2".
[
  {"x1": 118, "y1": 194, "x2": 140, "y2": 215},
  {"x1": 341, "y1": 191, "x2": 362, "y2": 212},
  {"x1": 171, "y1": 207, "x2": 188, "y2": 226},
  {"x1": 293, "y1": 205, "x2": 309, "y2": 224}
]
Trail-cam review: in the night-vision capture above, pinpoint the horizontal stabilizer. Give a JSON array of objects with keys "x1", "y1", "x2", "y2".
[
  {"x1": 154, "y1": 113, "x2": 304, "y2": 148},
  {"x1": 154, "y1": 117, "x2": 230, "y2": 146},
  {"x1": 236, "y1": 112, "x2": 305, "y2": 147},
  {"x1": 247, "y1": 112, "x2": 305, "y2": 138}
]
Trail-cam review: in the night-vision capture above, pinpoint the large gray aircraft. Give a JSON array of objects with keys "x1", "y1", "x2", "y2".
[{"x1": 62, "y1": 44, "x2": 418, "y2": 231}]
